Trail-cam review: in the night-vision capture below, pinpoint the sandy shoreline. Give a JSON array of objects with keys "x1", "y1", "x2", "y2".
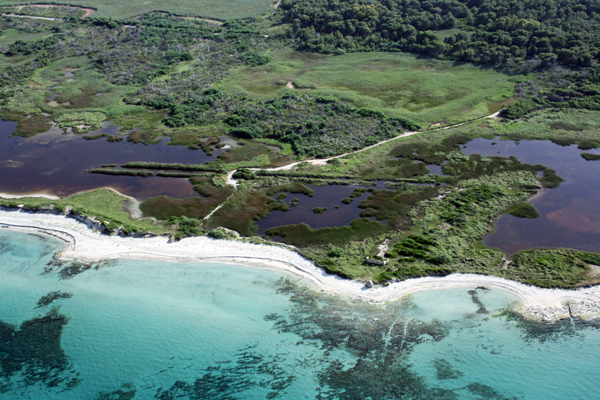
[
  {"x1": 0, "y1": 192, "x2": 60, "y2": 200},
  {"x1": 1, "y1": 209, "x2": 599, "y2": 321}
]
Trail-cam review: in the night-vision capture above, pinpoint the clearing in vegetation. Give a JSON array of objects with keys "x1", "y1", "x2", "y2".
[
  {"x1": 222, "y1": 49, "x2": 516, "y2": 126},
  {"x1": 0, "y1": 0, "x2": 273, "y2": 20}
]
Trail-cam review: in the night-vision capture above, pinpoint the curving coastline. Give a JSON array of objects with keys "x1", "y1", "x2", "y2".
[{"x1": 0, "y1": 208, "x2": 599, "y2": 322}]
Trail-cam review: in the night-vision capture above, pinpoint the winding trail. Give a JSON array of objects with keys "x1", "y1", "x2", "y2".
[
  {"x1": 197, "y1": 111, "x2": 502, "y2": 224},
  {"x1": 12, "y1": 4, "x2": 95, "y2": 18},
  {"x1": 1, "y1": 13, "x2": 58, "y2": 21},
  {"x1": 202, "y1": 174, "x2": 239, "y2": 225},
  {"x1": 246, "y1": 111, "x2": 501, "y2": 173}
]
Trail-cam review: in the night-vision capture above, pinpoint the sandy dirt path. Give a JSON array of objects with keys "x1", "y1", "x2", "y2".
[
  {"x1": 1, "y1": 13, "x2": 58, "y2": 20},
  {"x1": 251, "y1": 112, "x2": 501, "y2": 173},
  {"x1": 13, "y1": 4, "x2": 95, "y2": 18}
]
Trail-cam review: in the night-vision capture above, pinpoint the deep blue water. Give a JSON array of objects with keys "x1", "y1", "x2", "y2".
[{"x1": 0, "y1": 229, "x2": 599, "y2": 399}]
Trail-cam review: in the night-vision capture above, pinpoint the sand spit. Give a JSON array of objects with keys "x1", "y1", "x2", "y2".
[
  {"x1": 0, "y1": 209, "x2": 599, "y2": 322},
  {"x1": 0, "y1": 192, "x2": 60, "y2": 200}
]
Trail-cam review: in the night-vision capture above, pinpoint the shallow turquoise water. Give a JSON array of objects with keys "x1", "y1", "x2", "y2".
[{"x1": 0, "y1": 230, "x2": 599, "y2": 399}]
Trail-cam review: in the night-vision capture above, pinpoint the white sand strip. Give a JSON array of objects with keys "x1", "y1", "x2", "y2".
[
  {"x1": 0, "y1": 192, "x2": 60, "y2": 200},
  {"x1": 0, "y1": 209, "x2": 599, "y2": 321}
]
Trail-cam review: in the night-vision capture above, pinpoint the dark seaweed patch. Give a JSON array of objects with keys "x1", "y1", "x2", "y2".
[
  {"x1": 467, "y1": 288, "x2": 489, "y2": 314},
  {"x1": 35, "y1": 291, "x2": 73, "y2": 308},
  {"x1": 433, "y1": 359, "x2": 464, "y2": 380},
  {"x1": 499, "y1": 310, "x2": 597, "y2": 343},
  {"x1": 92, "y1": 383, "x2": 136, "y2": 400},
  {"x1": 0, "y1": 309, "x2": 80, "y2": 394},
  {"x1": 44, "y1": 258, "x2": 118, "y2": 279},
  {"x1": 266, "y1": 279, "x2": 461, "y2": 399},
  {"x1": 131, "y1": 279, "x2": 586, "y2": 399},
  {"x1": 154, "y1": 344, "x2": 295, "y2": 400},
  {"x1": 464, "y1": 382, "x2": 516, "y2": 400}
]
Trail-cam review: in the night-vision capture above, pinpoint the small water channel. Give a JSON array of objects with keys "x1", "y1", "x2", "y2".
[
  {"x1": 462, "y1": 137, "x2": 600, "y2": 254},
  {"x1": 0, "y1": 119, "x2": 226, "y2": 200}
]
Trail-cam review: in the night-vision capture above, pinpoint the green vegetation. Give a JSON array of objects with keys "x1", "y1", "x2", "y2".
[
  {"x1": 216, "y1": 141, "x2": 295, "y2": 169},
  {"x1": 281, "y1": 0, "x2": 597, "y2": 67},
  {"x1": 0, "y1": 28, "x2": 51, "y2": 47},
  {"x1": 341, "y1": 188, "x2": 369, "y2": 204},
  {"x1": 205, "y1": 180, "x2": 314, "y2": 236},
  {"x1": 1, "y1": 5, "x2": 600, "y2": 290},
  {"x1": 267, "y1": 219, "x2": 388, "y2": 248},
  {"x1": 504, "y1": 203, "x2": 540, "y2": 219},
  {"x1": 86, "y1": 169, "x2": 154, "y2": 177},
  {"x1": 0, "y1": 5, "x2": 87, "y2": 19},
  {"x1": 511, "y1": 249, "x2": 599, "y2": 288},
  {"x1": 581, "y1": 153, "x2": 600, "y2": 161},
  {"x1": 222, "y1": 49, "x2": 516, "y2": 125},
  {"x1": 166, "y1": 216, "x2": 205, "y2": 240},
  {"x1": 140, "y1": 176, "x2": 234, "y2": 220},
  {"x1": 13, "y1": 114, "x2": 52, "y2": 137},
  {"x1": 0, "y1": 0, "x2": 273, "y2": 20},
  {"x1": 162, "y1": 90, "x2": 420, "y2": 158},
  {"x1": 435, "y1": 110, "x2": 600, "y2": 150},
  {"x1": 2, "y1": 55, "x2": 138, "y2": 133},
  {"x1": 0, "y1": 189, "x2": 168, "y2": 234},
  {"x1": 279, "y1": 0, "x2": 600, "y2": 119},
  {"x1": 122, "y1": 162, "x2": 221, "y2": 172}
]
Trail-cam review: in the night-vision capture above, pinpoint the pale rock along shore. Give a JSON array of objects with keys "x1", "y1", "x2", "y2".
[{"x1": 0, "y1": 209, "x2": 599, "y2": 322}]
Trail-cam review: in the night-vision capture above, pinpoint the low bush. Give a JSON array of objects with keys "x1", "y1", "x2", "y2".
[{"x1": 504, "y1": 203, "x2": 540, "y2": 219}]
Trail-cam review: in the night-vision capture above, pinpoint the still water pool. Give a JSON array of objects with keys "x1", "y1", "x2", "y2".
[
  {"x1": 0, "y1": 119, "x2": 223, "y2": 200},
  {"x1": 462, "y1": 137, "x2": 600, "y2": 254}
]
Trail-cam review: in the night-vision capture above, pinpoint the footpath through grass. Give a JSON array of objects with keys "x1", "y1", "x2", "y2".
[{"x1": 221, "y1": 49, "x2": 517, "y2": 126}]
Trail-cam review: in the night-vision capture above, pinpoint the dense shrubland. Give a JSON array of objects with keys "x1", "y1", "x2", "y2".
[
  {"x1": 278, "y1": 0, "x2": 600, "y2": 116},
  {"x1": 1, "y1": 13, "x2": 419, "y2": 157},
  {"x1": 164, "y1": 92, "x2": 419, "y2": 157},
  {"x1": 281, "y1": 0, "x2": 600, "y2": 66}
]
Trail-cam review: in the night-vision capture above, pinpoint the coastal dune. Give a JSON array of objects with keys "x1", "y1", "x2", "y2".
[{"x1": 1, "y1": 209, "x2": 599, "y2": 322}]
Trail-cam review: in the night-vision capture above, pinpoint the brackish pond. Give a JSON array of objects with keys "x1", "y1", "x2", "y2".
[
  {"x1": 255, "y1": 184, "x2": 374, "y2": 234},
  {"x1": 462, "y1": 137, "x2": 600, "y2": 254},
  {"x1": 0, "y1": 119, "x2": 225, "y2": 200}
]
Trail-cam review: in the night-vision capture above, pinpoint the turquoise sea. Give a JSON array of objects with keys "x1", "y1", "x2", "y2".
[{"x1": 0, "y1": 230, "x2": 599, "y2": 399}]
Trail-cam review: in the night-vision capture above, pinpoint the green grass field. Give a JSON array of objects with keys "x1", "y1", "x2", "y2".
[
  {"x1": 0, "y1": 28, "x2": 52, "y2": 47},
  {"x1": 0, "y1": 189, "x2": 170, "y2": 234},
  {"x1": 221, "y1": 49, "x2": 517, "y2": 126},
  {"x1": 0, "y1": 0, "x2": 274, "y2": 20}
]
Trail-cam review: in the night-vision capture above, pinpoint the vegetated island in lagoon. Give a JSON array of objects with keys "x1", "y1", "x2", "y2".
[{"x1": 1, "y1": 2, "x2": 600, "y2": 321}]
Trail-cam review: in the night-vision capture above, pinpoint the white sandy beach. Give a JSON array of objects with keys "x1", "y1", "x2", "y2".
[{"x1": 0, "y1": 208, "x2": 599, "y2": 321}]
